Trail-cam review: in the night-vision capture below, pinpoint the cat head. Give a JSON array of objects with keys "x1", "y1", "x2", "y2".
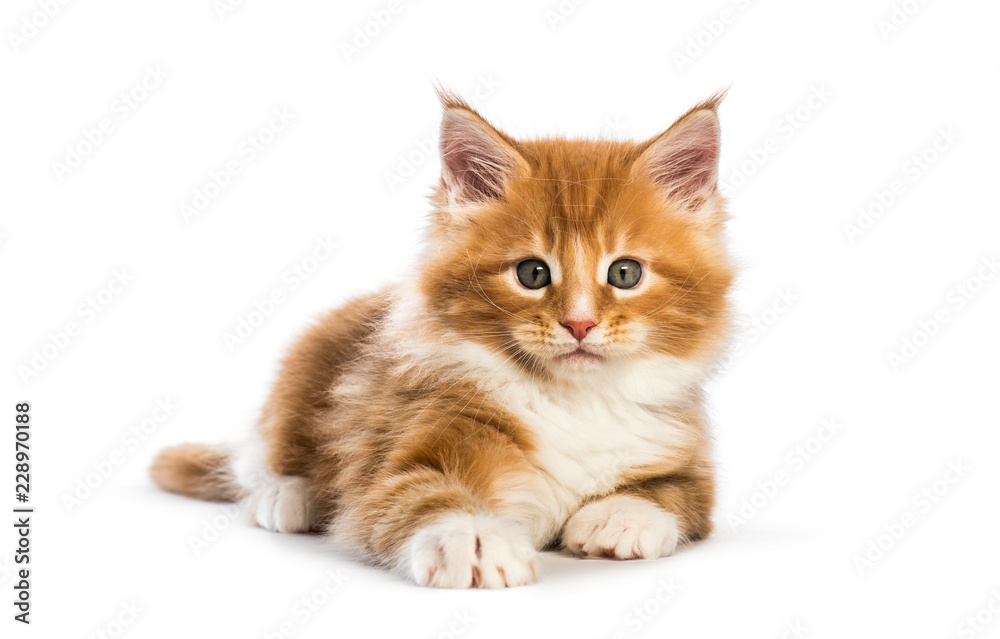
[{"x1": 416, "y1": 90, "x2": 733, "y2": 381}]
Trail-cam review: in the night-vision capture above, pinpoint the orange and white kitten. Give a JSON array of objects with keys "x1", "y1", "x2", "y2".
[{"x1": 152, "y1": 91, "x2": 733, "y2": 588}]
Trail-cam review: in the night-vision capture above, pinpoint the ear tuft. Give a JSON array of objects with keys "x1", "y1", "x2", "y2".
[
  {"x1": 437, "y1": 90, "x2": 525, "y2": 205},
  {"x1": 636, "y1": 92, "x2": 725, "y2": 213}
]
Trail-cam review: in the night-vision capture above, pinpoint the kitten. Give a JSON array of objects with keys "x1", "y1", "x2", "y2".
[{"x1": 152, "y1": 90, "x2": 733, "y2": 588}]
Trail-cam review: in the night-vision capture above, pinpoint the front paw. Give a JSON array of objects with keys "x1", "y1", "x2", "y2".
[
  {"x1": 563, "y1": 495, "x2": 680, "y2": 560},
  {"x1": 406, "y1": 513, "x2": 538, "y2": 588}
]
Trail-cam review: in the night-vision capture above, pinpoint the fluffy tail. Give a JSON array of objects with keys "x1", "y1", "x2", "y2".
[{"x1": 150, "y1": 443, "x2": 243, "y2": 502}]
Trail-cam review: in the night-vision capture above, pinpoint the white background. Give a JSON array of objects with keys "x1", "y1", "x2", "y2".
[{"x1": 2, "y1": 0, "x2": 999, "y2": 637}]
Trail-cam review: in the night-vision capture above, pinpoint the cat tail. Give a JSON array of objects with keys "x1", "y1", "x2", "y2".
[{"x1": 150, "y1": 443, "x2": 243, "y2": 502}]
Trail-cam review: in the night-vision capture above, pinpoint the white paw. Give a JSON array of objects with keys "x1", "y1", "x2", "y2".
[
  {"x1": 406, "y1": 513, "x2": 538, "y2": 588},
  {"x1": 246, "y1": 475, "x2": 313, "y2": 533},
  {"x1": 563, "y1": 495, "x2": 680, "y2": 560}
]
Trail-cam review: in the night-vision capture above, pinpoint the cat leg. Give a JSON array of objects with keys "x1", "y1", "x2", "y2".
[
  {"x1": 231, "y1": 438, "x2": 315, "y2": 534},
  {"x1": 338, "y1": 465, "x2": 539, "y2": 588},
  {"x1": 407, "y1": 512, "x2": 538, "y2": 588},
  {"x1": 562, "y1": 472, "x2": 714, "y2": 559},
  {"x1": 244, "y1": 473, "x2": 315, "y2": 534}
]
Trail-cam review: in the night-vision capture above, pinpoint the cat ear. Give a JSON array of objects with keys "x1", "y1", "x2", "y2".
[
  {"x1": 438, "y1": 91, "x2": 526, "y2": 206},
  {"x1": 635, "y1": 94, "x2": 724, "y2": 214}
]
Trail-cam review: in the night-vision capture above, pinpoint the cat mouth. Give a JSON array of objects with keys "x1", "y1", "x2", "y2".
[{"x1": 556, "y1": 347, "x2": 605, "y2": 364}]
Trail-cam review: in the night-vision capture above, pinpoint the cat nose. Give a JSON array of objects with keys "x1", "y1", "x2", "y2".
[{"x1": 562, "y1": 319, "x2": 596, "y2": 342}]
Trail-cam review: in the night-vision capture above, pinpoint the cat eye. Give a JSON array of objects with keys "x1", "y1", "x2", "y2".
[
  {"x1": 608, "y1": 259, "x2": 642, "y2": 289},
  {"x1": 515, "y1": 259, "x2": 551, "y2": 289}
]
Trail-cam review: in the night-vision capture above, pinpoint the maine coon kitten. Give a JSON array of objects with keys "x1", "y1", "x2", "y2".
[{"x1": 152, "y1": 90, "x2": 733, "y2": 588}]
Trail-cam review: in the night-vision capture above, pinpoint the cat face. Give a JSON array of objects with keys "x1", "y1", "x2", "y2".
[{"x1": 419, "y1": 93, "x2": 733, "y2": 379}]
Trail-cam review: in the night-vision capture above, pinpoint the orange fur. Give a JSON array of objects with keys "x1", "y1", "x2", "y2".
[
  {"x1": 150, "y1": 443, "x2": 239, "y2": 502},
  {"x1": 151, "y1": 91, "x2": 734, "y2": 587}
]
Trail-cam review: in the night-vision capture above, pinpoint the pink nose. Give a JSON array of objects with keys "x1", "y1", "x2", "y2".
[{"x1": 562, "y1": 319, "x2": 596, "y2": 341}]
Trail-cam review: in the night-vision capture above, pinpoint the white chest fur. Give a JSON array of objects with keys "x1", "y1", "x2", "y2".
[{"x1": 488, "y1": 355, "x2": 705, "y2": 544}]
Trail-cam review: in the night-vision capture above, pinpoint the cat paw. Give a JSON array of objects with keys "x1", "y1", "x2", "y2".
[
  {"x1": 246, "y1": 475, "x2": 313, "y2": 533},
  {"x1": 563, "y1": 495, "x2": 680, "y2": 560},
  {"x1": 407, "y1": 513, "x2": 538, "y2": 588}
]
